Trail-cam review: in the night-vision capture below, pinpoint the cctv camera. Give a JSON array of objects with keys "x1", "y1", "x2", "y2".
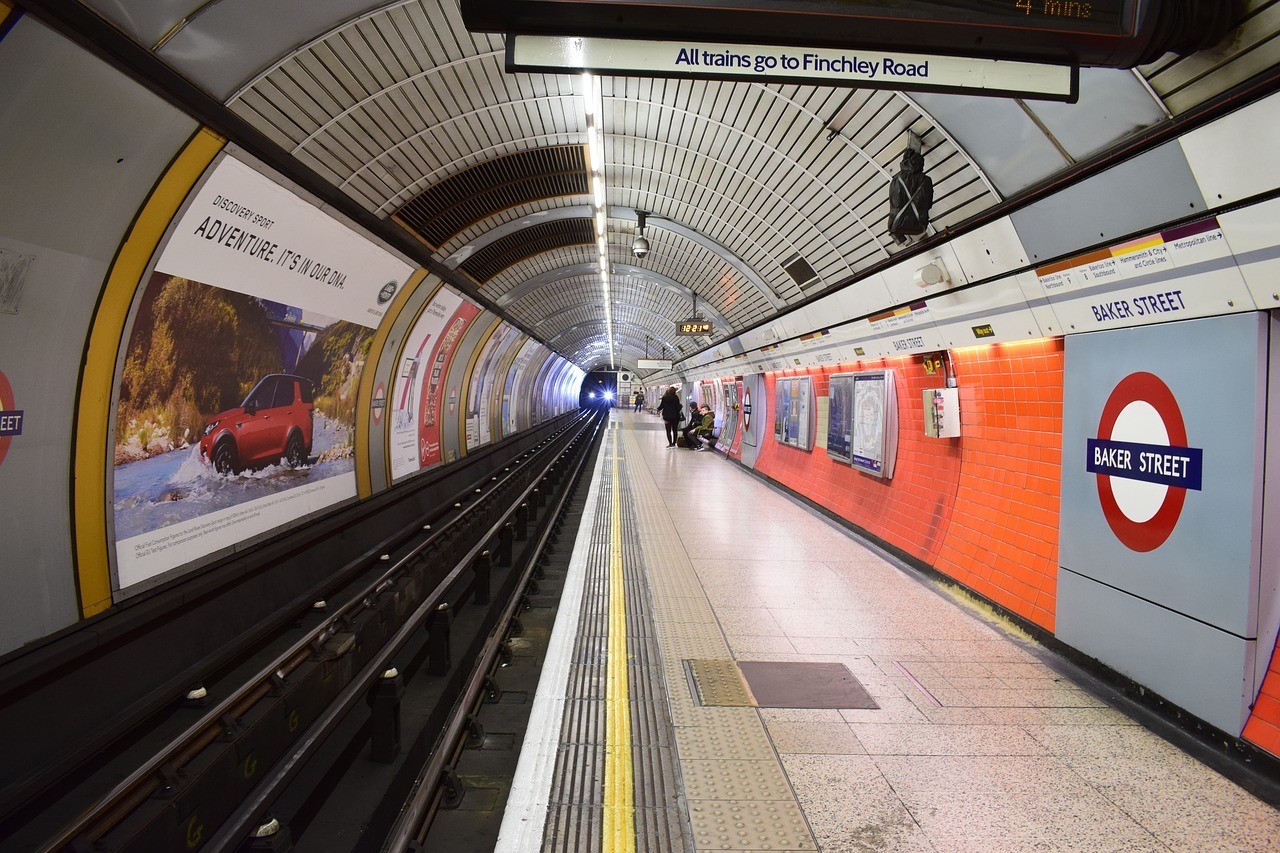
[{"x1": 632, "y1": 235, "x2": 650, "y2": 259}]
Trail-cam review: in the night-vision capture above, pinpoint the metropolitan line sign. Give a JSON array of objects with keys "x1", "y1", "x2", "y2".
[{"x1": 508, "y1": 35, "x2": 1078, "y2": 101}]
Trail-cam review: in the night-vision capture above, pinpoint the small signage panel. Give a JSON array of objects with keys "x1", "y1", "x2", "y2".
[
  {"x1": 637, "y1": 358, "x2": 674, "y2": 369},
  {"x1": 509, "y1": 35, "x2": 1077, "y2": 100},
  {"x1": 678, "y1": 319, "x2": 713, "y2": 336}
]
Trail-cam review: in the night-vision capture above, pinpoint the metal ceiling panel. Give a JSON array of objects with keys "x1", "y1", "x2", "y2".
[
  {"x1": 910, "y1": 91, "x2": 1071, "y2": 195},
  {"x1": 151, "y1": 1, "x2": 396, "y2": 100},
  {"x1": 1027, "y1": 68, "x2": 1170, "y2": 163}
]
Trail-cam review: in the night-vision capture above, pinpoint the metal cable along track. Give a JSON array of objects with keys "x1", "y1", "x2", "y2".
[
  {"x1": 542, "y1": 428, "x2": 691, "y2": 852},
  {"x1": 18, "y1": 412, "x2": 603, "y2": 852}
]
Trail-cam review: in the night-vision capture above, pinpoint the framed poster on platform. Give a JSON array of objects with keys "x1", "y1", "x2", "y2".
[
  {"x1": 848, "y1": 370, "x2": 898, "y2": 478},
  {"x1": 773, "y1": 376, "x2": 814, "y2": 451},
  {"x1": 826, "y1": 374, "x2": 853, "y2": 463}
]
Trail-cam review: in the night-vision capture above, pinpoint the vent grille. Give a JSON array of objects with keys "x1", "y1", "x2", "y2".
[
  {"x1": 394, "y1": 146, "x2": 588, "y2": 248},
  {"x1": 781, "y1": 255, "x2": 820, "y2": 289},
  {"x1": 460, "y1": 219, "x2": 596, "y2": 284}
]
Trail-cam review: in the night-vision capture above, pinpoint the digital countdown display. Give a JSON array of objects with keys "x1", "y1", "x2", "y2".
[
  {"x1": 678, "y1": 320, "x2": 713, "y2": 336},
  {"x1": 467, "y1": 0, "x2": 1237, "y2": 69}
]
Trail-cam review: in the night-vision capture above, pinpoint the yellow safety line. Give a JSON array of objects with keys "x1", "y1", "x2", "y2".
[
  {"x1": 73, "y1": 128, "x2": 225, "y2": 617},
  {"x1": 603, "y1": 432, "x2": 636, "y2": 852}
]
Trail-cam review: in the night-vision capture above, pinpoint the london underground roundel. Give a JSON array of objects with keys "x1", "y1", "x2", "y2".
[
  {"x1": 1086, "y1": 372, "x2": 1203, "y2": 553},
  {"x1": 0, "y1": 370, "x2": 23, "y2": 468}
]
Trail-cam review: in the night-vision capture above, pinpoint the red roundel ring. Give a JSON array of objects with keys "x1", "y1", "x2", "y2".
[
  {"x1": 1094, "y1": 371, "x2": 1188, "y2": 553},
  {"x1": 0, "y1": 370, "x2": 14, "y2": 467}
]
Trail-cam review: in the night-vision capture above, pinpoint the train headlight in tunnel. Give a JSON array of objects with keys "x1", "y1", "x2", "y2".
[
  {"x1": 603, "y1": 390, "x2": 614, "y2": 402},
  {"x1": 589, "y1": 392, "x2": 597, "y2": 398}
]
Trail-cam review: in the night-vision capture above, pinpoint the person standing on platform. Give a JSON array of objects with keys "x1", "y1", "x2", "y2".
[
  {"x1": 633, "y1": 390, "x2": 645, "y2": 412},
  {"x1": 658, "y1": 387, "x2": 683, "y2": 447}
]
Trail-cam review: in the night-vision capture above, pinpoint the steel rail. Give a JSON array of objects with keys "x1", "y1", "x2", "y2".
[
  {"x1": 199, "y1": 414, "x2": 599, "y2": 852},
  {"x1": 382, "y1": 415, "x2": 603, "y2": 851},
  {"x1": 40, "y1": 413, "x2": 593, "y2": 852}
]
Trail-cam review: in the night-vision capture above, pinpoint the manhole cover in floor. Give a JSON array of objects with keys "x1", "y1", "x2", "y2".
[{"x1": 738, "y1": 661, "x2": 879, "y2": 709}]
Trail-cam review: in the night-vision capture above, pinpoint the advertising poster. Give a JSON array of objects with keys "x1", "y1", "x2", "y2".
[
  {"x1": 503, "y1": 340, "x2": 539, "y2": 437},
  {"x1": 851, "y1": 374, "x2": 886, "y2": 473},
  {"x1": 389, "y1": 288, "x2": 463, "y2": 480},
  {"x1": 112, "y1": 155, "x2": 413, "y2": 590},
  {"x1": 418, "y1": 301, "x2": 481, "y2": 469},
  {"x1": 466, "y1": 321, "x2": 516, "y2": 451},
  {"x1": 826, "y1": 374, "x2": 853, "y2": 462}
]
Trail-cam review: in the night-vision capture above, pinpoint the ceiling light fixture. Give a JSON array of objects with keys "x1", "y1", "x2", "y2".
[{"x1": 582, "y1": 71, "x2": 614, "y2": 369}]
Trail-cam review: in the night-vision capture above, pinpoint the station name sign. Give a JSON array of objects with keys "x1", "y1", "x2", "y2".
[
  {"x1": 508, "y1": 35, "x2": 1077, "y2": 100},
  {"x1": 637, "y1": 358, "x2": 674, "y2": 369}
]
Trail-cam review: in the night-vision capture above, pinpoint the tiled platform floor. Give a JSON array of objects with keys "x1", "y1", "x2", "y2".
[{"x1": 614, "y1": 410, "x2": 1280, "y2": 852}]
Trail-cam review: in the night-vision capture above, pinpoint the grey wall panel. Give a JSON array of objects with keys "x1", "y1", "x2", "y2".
[
  {"x1": 738, "y1": 374, "x2": 767, "y2": 468},
  {"x1": 1010, "y1": 142, "x2": 1207, "y2": 264},
  {"x1": 1058, "y1": 569, "x2": 1255, "y2": 735},
  {"x1": 1059, "y1": 313, "x2": 1266, "y2": 635},
  {"x1": 1058, "y1": 312, "x2": 1269, "y2": 734},
  {"x1": 0, "y1": 21, "x2": 198, "y2": 260},
  {"x1": 0, "y1": 19, "x2": 197, "y2": 653}
]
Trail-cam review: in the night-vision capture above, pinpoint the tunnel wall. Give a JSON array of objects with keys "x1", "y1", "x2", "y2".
[{"x1": 0, "y1": 14, "x2": 581, "y2": 656}]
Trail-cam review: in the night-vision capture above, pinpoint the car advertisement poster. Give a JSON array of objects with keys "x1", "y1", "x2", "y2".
[{"x1": 112, "y1": 155, "x2": 414, "y2": 591}]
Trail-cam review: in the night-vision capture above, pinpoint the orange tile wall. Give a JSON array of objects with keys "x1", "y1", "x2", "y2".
[
  {"x1": 1244, "y1": 657, "x2": 1280, "y2": 759},
  {"x1": 753, "y1": 340, "x2": 1064, "y2": 631},
  {"x1": 747, "y1": 336, "x2": 1280, "y2": 759}
]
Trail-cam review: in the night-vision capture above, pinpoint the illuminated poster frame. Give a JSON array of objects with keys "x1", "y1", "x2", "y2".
[
  {"x1": 773, "y1": 376, "x2": 814, "y2": 451},
  {"x1": 826, "y1": 373, "x2": 854, "y2": 463},
  {"x1": 847, "y1": 369, "x2": 899, "y2": 478}
]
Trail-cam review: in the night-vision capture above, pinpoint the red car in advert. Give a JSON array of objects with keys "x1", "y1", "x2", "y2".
[{"x1": 199, "y1": 374, "x2": 314, "y2": 474}]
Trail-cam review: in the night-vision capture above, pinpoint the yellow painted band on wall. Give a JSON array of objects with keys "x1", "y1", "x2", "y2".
[
  {"x1": 603, "y1": 434, "x2": 637, "y2": 852},
  {"x1": 354, "y1": 267, "x2": 428, "y2": 499},
  {"x1": 0, "y1": 2, "x2": 15, "y2": 24},
  {"x1": 72, "y1": 128, "x2": 225, "y2": 618},
  {"x1": 456, "y1": 315, "x2": 500, "y2": 460}
]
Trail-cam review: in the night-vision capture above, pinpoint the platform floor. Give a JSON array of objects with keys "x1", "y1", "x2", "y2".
[{"x1": 499, "y1": 410, "x2": 1280, "y2": 852}]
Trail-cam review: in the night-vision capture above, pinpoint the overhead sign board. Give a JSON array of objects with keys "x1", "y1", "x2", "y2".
[
  {"x1": 637, "y1": 358, "x2": 674, "y2": 369},
  {"x1": 508, "y1": 35, "x2": 1077, "y2": 100},
  {"x1": 469, "y1": 0, "x2": 1201, "y2": 70}
]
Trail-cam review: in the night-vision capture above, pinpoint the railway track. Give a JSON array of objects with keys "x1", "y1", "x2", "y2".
[{"x1": 0, "y1": 411, "x2": 602, "y2": 852}]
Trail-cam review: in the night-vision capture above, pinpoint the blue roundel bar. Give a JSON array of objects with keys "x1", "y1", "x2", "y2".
[{"x1": 1086, "y1": 439, "x2": 1203, "y2": 490}]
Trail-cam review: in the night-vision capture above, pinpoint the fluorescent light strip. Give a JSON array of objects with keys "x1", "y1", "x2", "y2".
[{"x1": 582, "y1": 72, "x2": 614, "y2": 368}]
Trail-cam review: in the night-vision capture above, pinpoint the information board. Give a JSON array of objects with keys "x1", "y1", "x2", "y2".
[{"x1": 467, "y1": 0, "x2": 1232, "y2": 70}]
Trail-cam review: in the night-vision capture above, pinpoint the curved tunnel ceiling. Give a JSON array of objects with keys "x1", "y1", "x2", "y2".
[{"x1": 72, "y1": 0, "x2": 1277, "y2": 372}]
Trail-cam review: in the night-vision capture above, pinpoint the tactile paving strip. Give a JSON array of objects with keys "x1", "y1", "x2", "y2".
[
  {"x1": 618, "y1": 429, "x2": 820, "y2": 853},
  {"x1": 542, "y1": 429, "x2": 690, "y2": 852},
  {"x1": 686, "y1": 659, "x2": 754, "y2": 707}
]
